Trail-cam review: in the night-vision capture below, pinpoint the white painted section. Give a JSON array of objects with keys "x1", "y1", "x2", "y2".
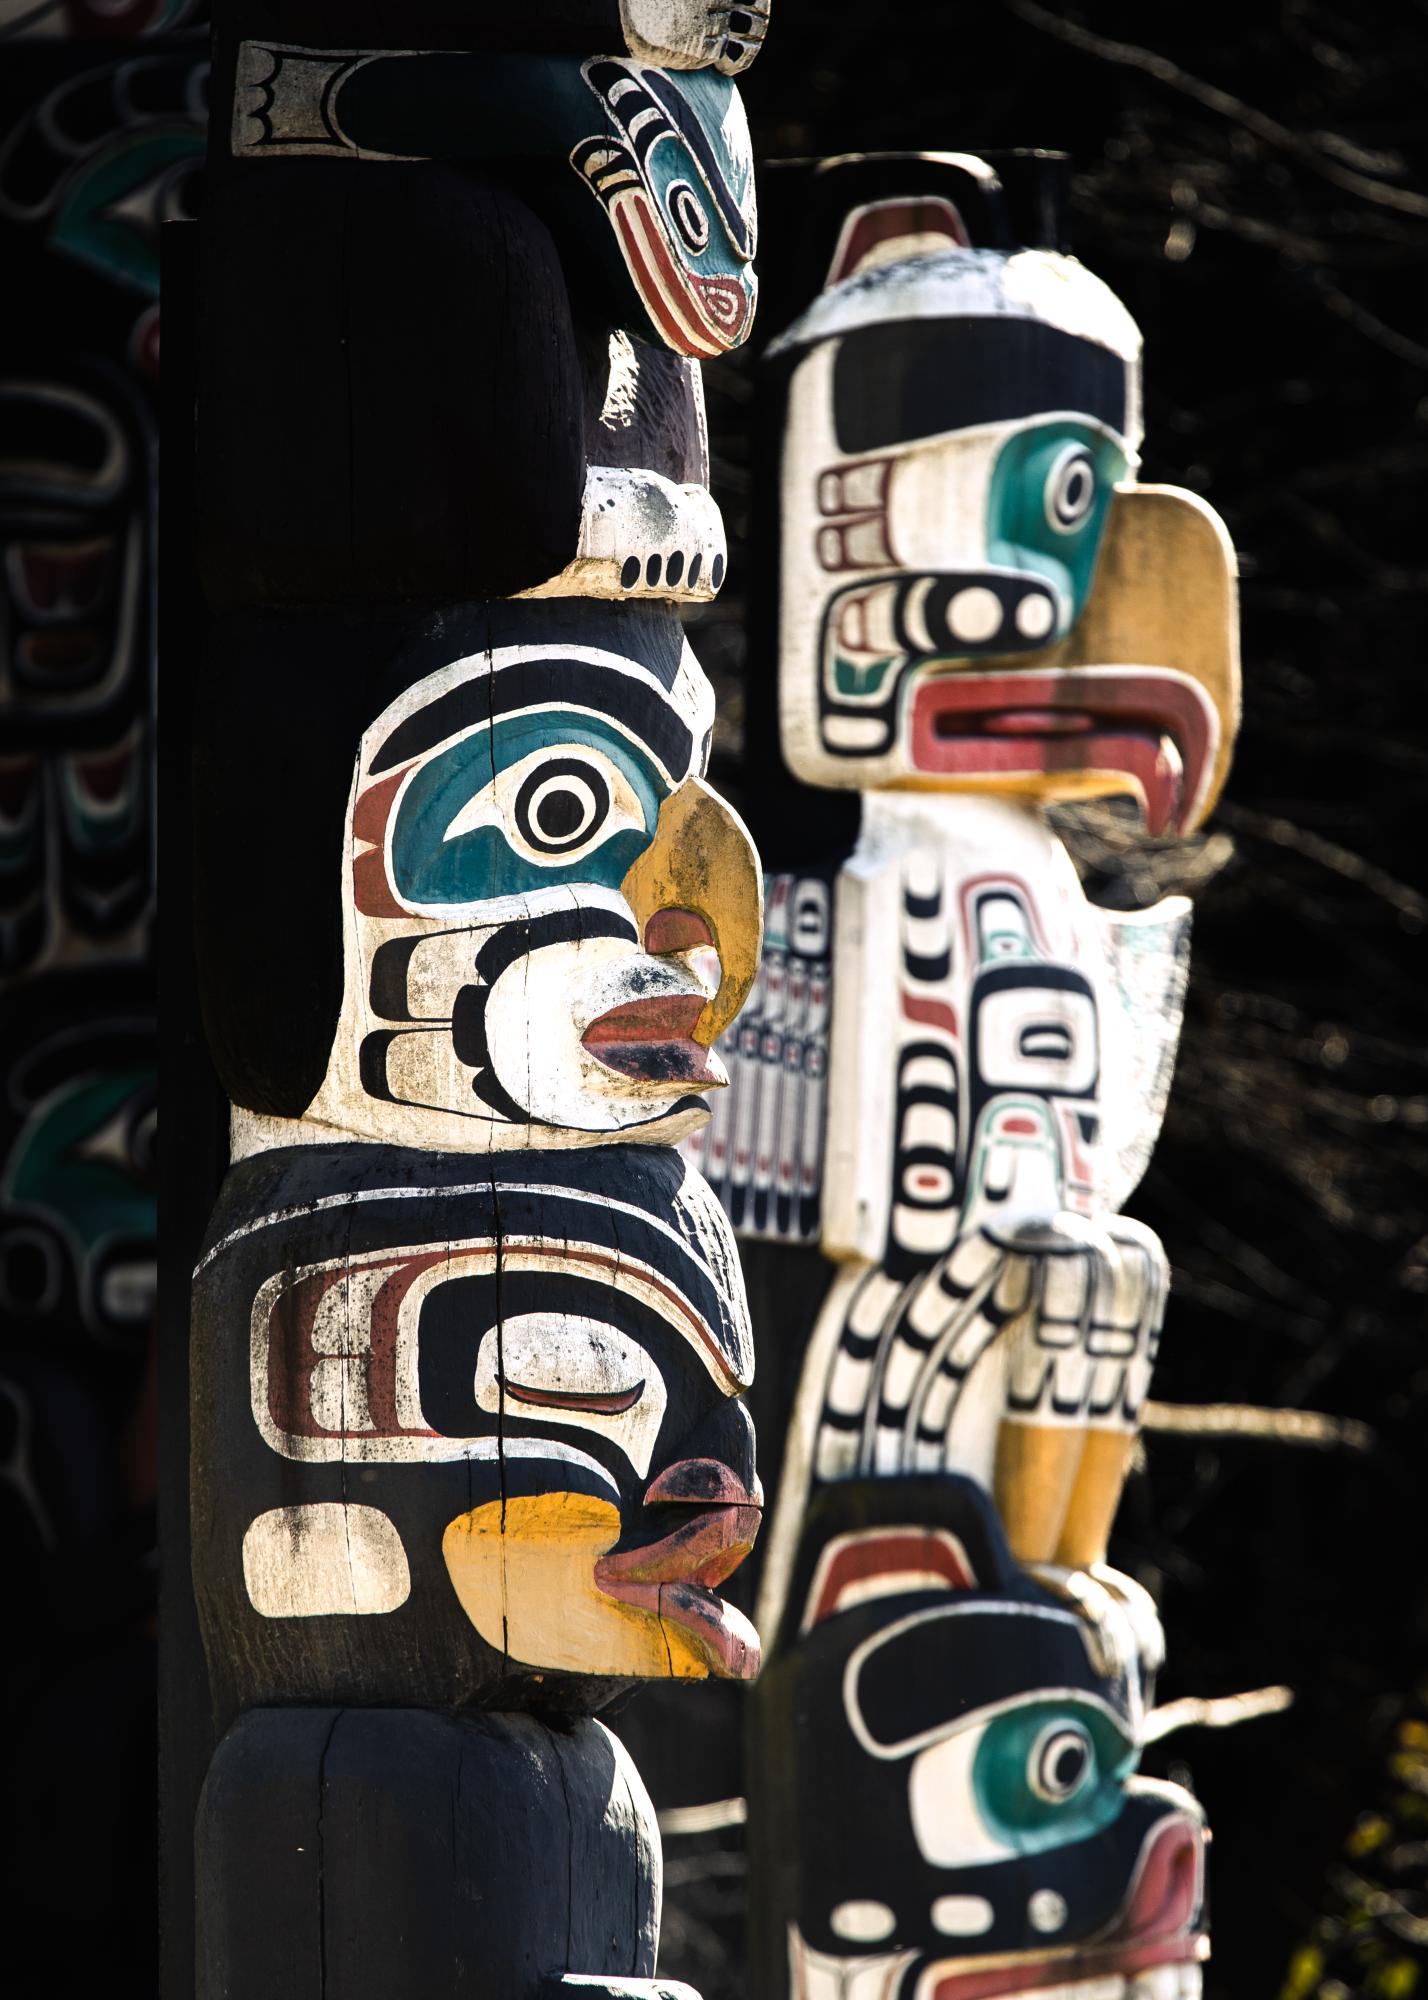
[
  {"x1": 830, "y1": 1901, "x2": 897, "y2": 1944},
  {"x1": 929, "y1": 1895, "x2": 994, "y2": 1937},
  {"x1": 473, "y1": 1313, "x2": 665, "y2": 1477},
  {"x1": 518, "y1": 466, "x2": 727, "y2": 604},
  {"x1": 1027, "y1": 1887, "x2": 1069, "y2": 1934},
  {"x1": 788, "y1": 1926, "x2": 917, "y2": 2000},
  {"x1": 769, "y1": 247, "x2": 1142, "y2": 375},
  {"x1": 242, "y1": 1503, "x2": 410, "y2": 1618}
]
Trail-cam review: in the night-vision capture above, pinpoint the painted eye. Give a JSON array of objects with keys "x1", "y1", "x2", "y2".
[
  {"x1": 513, "y1": 759, "x2": 612, "y2": 855},
  {"x1": 1029, "y1": 1723, "x2": 1094, "y2": 1802},
  {"x1": 1044, "y1": 445, "x2": 1098, "y2": 533},
  {"x1": 666, "y1": 179, "x2": 710, "y2": 253}
]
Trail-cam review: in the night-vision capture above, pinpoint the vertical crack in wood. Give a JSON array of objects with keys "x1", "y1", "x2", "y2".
[{"x1": 314, "y1": 1708, "x2": 345, "y2": 1999}]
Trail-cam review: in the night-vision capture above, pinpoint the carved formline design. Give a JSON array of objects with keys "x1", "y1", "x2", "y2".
[{"x1": 188, "y1": 6, "x2": 770, "y2": 1997}]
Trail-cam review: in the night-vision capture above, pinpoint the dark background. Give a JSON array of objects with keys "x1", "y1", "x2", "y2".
[{"x1": 2, "y1": 3, "x2": 1425, "y2": 1993}]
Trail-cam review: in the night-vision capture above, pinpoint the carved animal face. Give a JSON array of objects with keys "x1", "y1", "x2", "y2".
[
  {"x1": 777, "y1": 246, "x2": 1240, "y2": 831},
  {"x1": 571, "y1": 59, "x2": 758, "y2": 358},
  {"x1": 207, "y1": 1146, "x2": 760, "y2": 1696},
  {"x1": 303, "y1": 637, "x2": 761, "y2": 1153},
  {"x1": 755, "y1": 1485, "x2": 1205, "y2": 2000}
]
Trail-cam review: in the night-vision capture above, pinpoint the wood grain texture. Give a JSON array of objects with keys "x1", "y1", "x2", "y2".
[
  {"x1": 190, "y1": 1140, "x2": 759, "y2": 1726},
  {"x1": 197, "y1": 165, "x2": 585, "y2": 608},
  {"x1": 197, "y1": 1706, "x2": 665, "y2": 2000}
]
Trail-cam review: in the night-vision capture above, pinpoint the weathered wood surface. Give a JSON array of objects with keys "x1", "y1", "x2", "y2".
[
  {"x1": 191, "y1": 1141, "x2": 759, "y2": 1726},
  {"x1": 197, "y1": 1706, "x2": 686, "y2": 2000},
  {"x1": 187, "y1": 0, "x2": 771, "y2": 1991}
]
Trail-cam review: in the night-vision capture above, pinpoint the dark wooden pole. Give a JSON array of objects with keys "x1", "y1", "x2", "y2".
[{"x1": 173, "y1": 5, "x2": 773, "y2": 1994}]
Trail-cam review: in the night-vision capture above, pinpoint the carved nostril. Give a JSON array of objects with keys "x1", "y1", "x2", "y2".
[{"x1": 644, "y1": 907, "x2": 713, "y2": 955}]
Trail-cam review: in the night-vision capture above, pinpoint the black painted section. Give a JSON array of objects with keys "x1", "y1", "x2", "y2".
[
  {"x1": 197, "y1": 1706, "x2": 663, "y2": 2000},
  {"x1": 197, "y1": 166, "x2": 585, "y2": 607}
]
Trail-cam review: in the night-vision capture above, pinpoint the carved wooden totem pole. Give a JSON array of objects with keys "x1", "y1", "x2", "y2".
[
  {"x1": 692, "y1": 155, "x2": 1242, "y2": 1999},
  {"x1": 188, "y1": 5, "x2": 770, "y2": 1993}
]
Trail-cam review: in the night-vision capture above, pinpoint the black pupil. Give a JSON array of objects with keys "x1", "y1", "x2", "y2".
[
  {"x1": 1051, "y1": 1739, "x2": 1088, "y2": 1791},
  {"x1": 1063, "y1": 462, "x2": 1091, "y2": 512},
  {"x1": 536, "y1": 789, "x2": 585, "y2": 839}
]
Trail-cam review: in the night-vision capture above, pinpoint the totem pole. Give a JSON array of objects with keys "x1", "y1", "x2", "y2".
[
  {"x1": 186, "y1": 5, "x2": 770, "y2": 1993},
  {"x1": 691, "y1": 155, "x2": 1241, "y2": 1998}
]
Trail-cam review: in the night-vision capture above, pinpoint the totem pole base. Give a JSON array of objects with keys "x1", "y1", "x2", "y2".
[{"x1": 197, "y1": 1706, "x2": 689, "y2": 2000}]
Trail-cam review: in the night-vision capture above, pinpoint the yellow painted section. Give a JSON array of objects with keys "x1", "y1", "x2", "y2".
[
  {"x1": 441, "y1": 1490, "x2": 711, "y2": 1679},
  {"x1": 623, "y1": 775, "x2": 764, "y2": 1045}
]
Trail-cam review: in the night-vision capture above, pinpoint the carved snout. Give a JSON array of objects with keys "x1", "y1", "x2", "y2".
[{"x1": 621, "y1": 775, "x2": 764, "y2": 1048}]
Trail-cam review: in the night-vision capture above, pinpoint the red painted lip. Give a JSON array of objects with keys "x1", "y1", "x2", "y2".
[
  {"x1": 908, "y1": 670, "x2": 1217, "y2": 836},
  {"x1": 923, "y1": 1812, "x2": 1206, "y2": 2000},
  {"x1": 594, "y1": 1463, "x2": 762, "y2": 1679},
  {"x1": 582, "y1": 993, "x2": 719, "y2": 1086}
]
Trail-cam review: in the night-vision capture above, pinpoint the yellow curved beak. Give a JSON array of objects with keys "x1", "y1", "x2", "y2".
[{"x1": 622, "y1": 775, "x2": 764, "y2": 1048}]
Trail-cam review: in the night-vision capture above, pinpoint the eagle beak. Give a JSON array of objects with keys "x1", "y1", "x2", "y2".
[{"x1": 621, "y1": 775, "x2": 763, "y2": 1048}]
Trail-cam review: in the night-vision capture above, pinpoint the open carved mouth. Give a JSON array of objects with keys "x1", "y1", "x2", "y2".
[
  {"x1": 595, "y1": 1460, "x2": 762, "y2": 1679},
  {"x1": 907, "y1": 671, "x2": 1218, "y2": 837},
  {"x1": 920, "y1": 1813, "x2": 1205, "y2": 2000},
  {"x1": 582, "y1": 992, "x2": 721, "y2": 1087}
]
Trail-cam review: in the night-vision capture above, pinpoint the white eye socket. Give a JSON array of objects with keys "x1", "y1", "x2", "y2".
[
  {"x1": 666, "y1": 179, "x2": 710, "y2": 253},
  {"x1": 473, "y1": 1313, "x2": 666, "y2": 1478},
  {"x1": 443, "y1": 747, "x2": 647, "y2": 866},
  {"x1": 1030, "y1": 1723, "x2": 1094, "y2": 1802},
  {"x1": 1044, "y1": 445, "x2": 1098, "y2": 534}
]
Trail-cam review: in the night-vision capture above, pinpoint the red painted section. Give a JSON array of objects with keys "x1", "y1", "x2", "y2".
[
  {"x1": 907, "y1": 670, "x2": 1215, "y2": 836},
  {"x1": 645, "y1": 907, "x2": 714, "y2": 953},
  {"x1": 806, "y1": 1530, "x2": 977, "y2": 1628},
  {"x1": 827, "y1": 197, "x2": 970, "y2": 285},
  {"x1": 902, "y1": 993, "x2": 960, "y2": 1038}
]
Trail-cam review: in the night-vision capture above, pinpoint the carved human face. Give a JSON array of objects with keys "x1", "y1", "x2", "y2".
[
  {"x1": 303, "y1": 636, "x2": 761, "y2": 1153},
  {"x1": 777, "y1": 247, "x2": 1239, "y2": 831},
  {"x1": 571, "y1": 58, "x2": 758, "y2": 357},
  {"x1": 196, "y1": 1146, "x2": 760, "y2": 1701}
]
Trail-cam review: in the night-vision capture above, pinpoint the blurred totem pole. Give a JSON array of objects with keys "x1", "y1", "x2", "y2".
[
  {"x1": 692, "y1": 154, "x2": 1242, "y2": 1999},
  {"x1": 186, "y1": 4, "x2": 772, "y2": 1993}
]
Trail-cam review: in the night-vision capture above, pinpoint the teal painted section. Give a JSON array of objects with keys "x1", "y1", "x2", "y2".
[
  {"x1": 987, "y1": 420, "x2": 1129, "y2": 632},
  {"x1": 390, "y1": 712, "x2": 668, "y2": 906},
  {"x1": 4, "y1": 1067, "x2": 156, "y2": 1254},
  {"x1": 970, "y1": 1698, "x2": 1136, "y2": 1857}
]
